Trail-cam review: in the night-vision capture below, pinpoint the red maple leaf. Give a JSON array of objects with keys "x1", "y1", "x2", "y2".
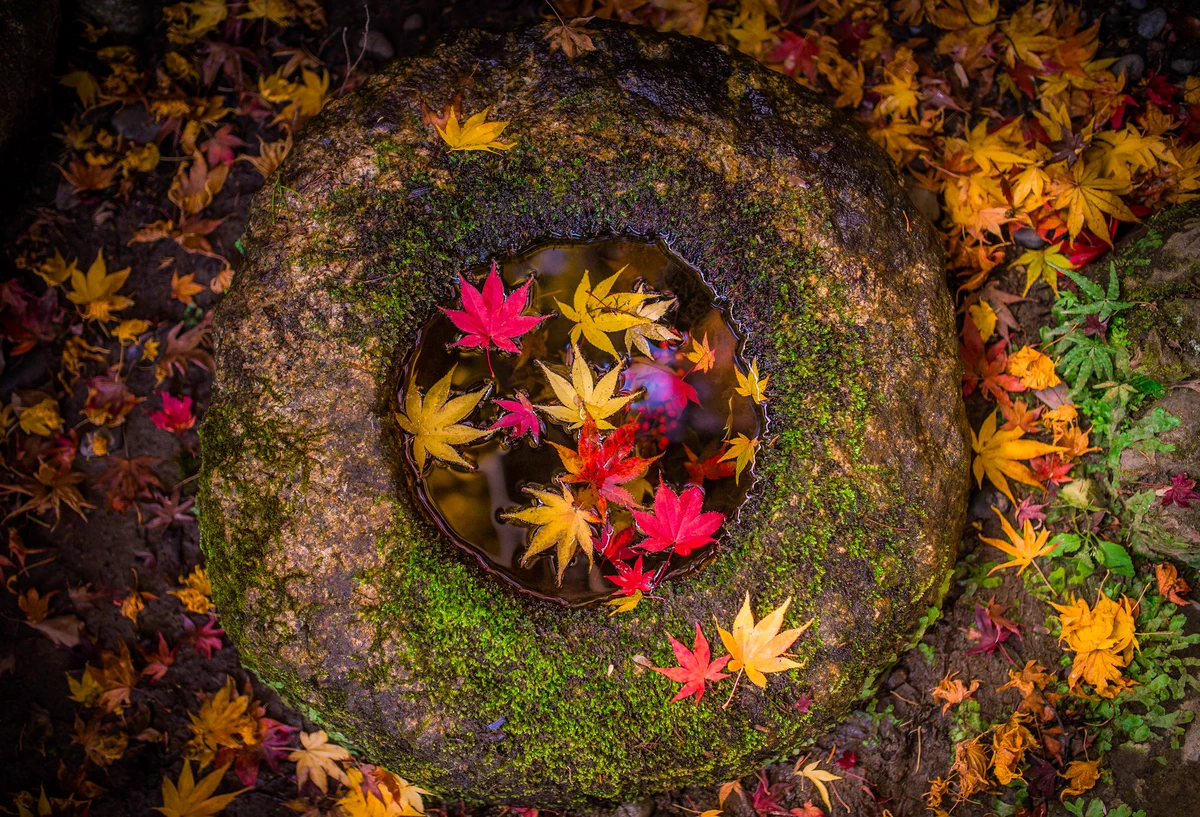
[
  {"x1": 767, "y1": 31, "x2": 821, "y2": 83},
  {"x1": 966, "y1": 601, "x2": 1020, "y2": 657},
  {"x1": 489, "y1": 392, "x2": 542, "y2": 444},
  {"x1": 182, "y1": 614, "x2": 224, "y2": 659},
  {"x1": 683, "y1": 443, "x2": 735, "y2": 485},
  {"x1": 749, "y1": 772, "x2": 794, "y2": 816},
  {"x1": 1162, "y1": 473, "x2": 1200, "y2": 508},
  {"x1": 650, "y1": 622, "x2": 730, "y2": 704},
  {"x1": 632, "y1": 482, "x2": 724, "y2": 556},
  {"x1": 138, "y1": 632, "x2": 178, "y2": 682},
  {"x1": 440, "y1": 261, "x2": 546, "y2": 376},
  {"x1": 606, "y1": 555, "x2": 657, "y2": 596},
  {"x1": 960, "y1": 332, "x2": 1025, "y2": 406},
  {"x1": 1030, "y1": 454, "x2": 1074, "y2": 486},
  {"x1": 551, "y1": 419, "x2": 658, "y2": 511},
  {"x1": 595, "y1": 521, "x2": 637, "y2": 563},
  {"x1": 148, "y1": 393, "x2": 196, "y2": 434}
]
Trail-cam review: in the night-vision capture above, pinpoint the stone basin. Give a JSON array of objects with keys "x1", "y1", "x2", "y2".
[{"x1": 199, "y1": 21, "x2": 969, "y2": 806}]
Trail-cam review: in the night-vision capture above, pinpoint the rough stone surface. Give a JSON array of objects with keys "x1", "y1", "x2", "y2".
[
  {"x1": 1111, "y1": 202, "x2": 1200, "y2": 559},
  {"x1": 0, "y1": 0, "x2": 60, "y2": 171},
  {"x1": 199, "y1": 23, "x2": 969, "y2": 805},
  {"x1": 78, "y1": 0, "x2": 150, "y2": 36}
]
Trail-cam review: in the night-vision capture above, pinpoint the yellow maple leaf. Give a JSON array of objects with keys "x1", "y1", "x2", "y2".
[
  {"x1": 930, "y1": 671, "x2": 981, "y2": 714},
  {"x1": 396, "y1": 367, "x2": 490, "y2": 469},
  {"x1": 970, "y1": 409, "x2": 1065, "y2": 504},
  {"x1": 435, "y1": 106, "x2": 516, "y2": 153},
  {"x1": 1051, "y1": 593, "x2": 1138, "y2": 698},
  {"x1": 35, "y1": 250, "x2": 79, "y2": 287},
  {"x1": 274, "y1": 69, "x2": 329, "y2": 125},
  {"x1": 18, "y1": 398, "x2": 63, "y2": 437},
  {"x1": 717, "y1": 593, "x2": 812, "y2": 688},
  {"x1": 1060, "y1": 759, "x2": 1101, "y2": 797},
  {"x1": 999, "y1": 2, "x2": 1060, "y2": 71},
  {"x1": 186, "y1": 677, "x2": 260, "y2": 767},
  {"x1": 288, "y1": 730, "x2": 351, "y2": 794},
  {"x1": 794, "y1": 760, "x2": 843, "y2": 812},
  {"x1": 1006, "y1": 345, "x2": 1061, "y2": 390},
  {"x1": 875, "y1": 68, "x2": 920, "y2": 120},
  {"x1": 535, "y1": 345, "x2": 634, "y2": 430},
  {"x1": 67, "y1": 249, "x2": 133, "y2": 322},
  {"x1": 1093, "y1": 127, "x2": 1170, "y2": 182},
  {"x1": 623, "y1": 295, "x2": 679, "y2": 356},
  {"x1": 156, "y1": 762, "x2": 245, "y2": 817},
  {"x1": 1050, "y1": 158, "x2": 1138, "y2": 243},
  {"x1": 967, "y1": 300, "x2": 997, "y2": 341},
  {"x1": 686, "y1": 332, "x2": 716, "y2": 373},
  {"x1": 544, "y1": 17, "x2": 597, "y2": 60},
  {"x1": 172, "y1": 271, "x2": 205, "y2": 306},
  {"x1": 991, "y1": 713, "x2": 1036, "y2": 785},
  {"x1": 719, "y1": 433, "x2": 759, "y2": 485},
  {"x1": 1013, "y1": 242, "x2": 1073, "y2": 296},
  {"x1": 338, "y1": 767, "x2": 430, "y2": 817},
  {"x1": 504, "y1": 483, "x2": 600, "y2": 583},
  {"x1": 239, "y1": 0, "x2": 294, "y2": 26},
  {"x1": 959, "y1": 118, "x2": 1031, "y2": 174},
  {"x1": 981, "y1": 507, "x2": 1057, "y2": 577},
  {"x1": 556, "y1": 267, "x2": 655, "y2": 360},
  {"x1": 60, "y1": 70, "x2": 100, "y2": 108},
  {"x1": 734, "y1": 359, "x2": 768, "y2": 404}
]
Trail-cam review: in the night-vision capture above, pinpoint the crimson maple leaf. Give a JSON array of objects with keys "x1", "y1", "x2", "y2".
[
  {"x1": 182, "y1": 614, "x2": 224, "y2": 658},
  {"x1": 632, "y1": 482, "x2": 724, "y2": 556},
  {"x1": 1162, "y1": 473, "x2": 1200, "y2": 508},
  {"x1": 1030, "y1": 454, "x2": 1074, "y2": 486},
  {"x1": 966, "y1": 601, "x2": 1020, "y2": 657},
  {"x1": 960, "y1": 333, "x2": 1025, "y2": 406},
  {"x1": 650, "y1": 622, "x2": 730, "y2": 704},
  {"x1": 595, "y1": 521, "x2": 637, "y2": 562},
  {"x1": 440, "y1": 261, "x2": 546, "y2": 376},
  {"x1": 606, "y1": 555, "x2": 657, "y2": 596},
  {"x1": 550, "y1": 419, "x2": 658, "y2": 511},
  {"x1": 489, "y1": 392, "x2": 541, "y2": 444},
  {"x1": 683, "y1": 443, "x2": 735, "y2": 485}
]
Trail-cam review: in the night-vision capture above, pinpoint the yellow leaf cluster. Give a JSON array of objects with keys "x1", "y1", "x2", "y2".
[
  {"x1": 1051, "y1": 593, "x2": 1139, "y2": 698},
  {"x1": 185, "y1": 677, "x2": 263, "y2": 768}
]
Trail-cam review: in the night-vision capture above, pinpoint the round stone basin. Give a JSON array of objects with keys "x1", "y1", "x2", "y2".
[{"x1": 402, "y1": 237, "x2": 765, "y2": 605}]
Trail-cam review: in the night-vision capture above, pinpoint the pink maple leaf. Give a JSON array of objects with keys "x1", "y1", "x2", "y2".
[
  {"x1": 632, "y1": 482, "x2": 724, "y2": 556},
  {"x1": 148, "y1": 393, "x2": 195, "y2": 433},
  {"x1": 439, "y1": 261, "x2": 546, "y2": 376},
  {"x1": 182, "y1": 614, "x2": 224, "y2": 659},
  {"x1": 489, "y1": 392, "x2": 542, "y2": 444}
]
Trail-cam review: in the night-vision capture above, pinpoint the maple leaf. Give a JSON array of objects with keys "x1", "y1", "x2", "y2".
[
  {"x1": 183, "y1": 614, "x2": 224, "y2": 659},
  {"x1": 1155, "y1": 562, "x2": 1191, "y2": 606},
  {"x1": 1006, "y1": 345, "x2": 1061, "y2": 390},
  {"x1": 289, "y1": 730, "x2": 351, "y2": 794},
  {"x1": 734, "y1": 360, "x2": 769, "y2": 403},
  {"x1": 1050, "y1": 158, "x2": 1138, "y2": 244},
  {"x1": 156, "y1": 315, "x2": 214, "y2": 383},
  {"x1": 156, "y1": 762, "x2": 245, "y2": 817},
  {"x1": 68, "y1": 249, "x2": 133, "y2": 322},
  {"x1": 719, "y1": 433, "x2": 759, "y2": 484},
  {"x1": 139, "y1": 632, "x2": 178, "y2": 682},
  {"x1": 338, "y1": 767, "x2": 430, "y2": 817},
  {"x1": 970, "y1": 409, "x2": 1065, "y2": 504},
  {"x1": 169, "y1": 152, "x2": 229, "y2": 218},
  {"x1": 436, "y1": 106, "x2": 516, "y2": 153},
  {"x1": 239, "y1": 0, "x2": 294, "y2": 25},
  {"x1": 685, "y1": 332, "x2": 716, "y2": 373},
  {"x1": 991, "y1": 713, "x2": 1036, "y2": 786},
  {"x1": 966, "y1": 600, "x2": 1020, "y2": 657},
  {"x1": 981, "y1": 507, "x2": 1057, "y2": 577},
  {"x1": 536, "y1": 346, "x2": 634, "y2": 430},
  {"x1": 545, "y1": 16, "x2": 597, "y2": 60},
  {"x1": 958, "y1": 119, "x2": 1030, "y2": 174},
  {"x1": 632, "y1": 482, "x2": 724, "y2": 556},
  {"x1": 749, "y1": 772, "x2": 792, "y2": 816},
  {"x1": 1161, "y1": 473, "x2": 1200, "y2": 508},
  {"x1": 171, "y1": 272, "x2": 206, "y2": 306},
  {"x1": 623, "y1": 295, "x2": 680, "y2": 356},
  {"x1": 651, "y1": 622, "x2": 730, "y2": 704},
  {"x1": 967, "y1": 300, "x2": 996, "y2": 341},
  {"x1": 793, "y1": 760, "x2": 842, "y2": 813},
  {"x1": 490, "y1": 392, "x2": 542, "y2": 444},
  {"x1": 1013, "y1": 242, "x2": 1073, "y2": 296},
  {"x1": 149, "y1": 393, "x2": 196, "y2": 434},
  {"x1": 396, "y1": 368, "x2": 490, "y2": 469},
  {"x1": 550, "y1": 419, "x2": 657, "y2": 510},
  {"x1": 718, "y1": 593, "x2": 811, "y2": 688},
  {"x1": 607, "y1": 555, "x2": 657, "y2": 596},
  {"x1": 504, "y1": 483, "x2": 600, "y2": 583},
  {"x1": 97, "y1": 455, "x2": 164, "y2": 513},
  {"x1": 274, "y1": 69, "x2": 331, "y2": 126},
  {"x1": 959, "y1": 335, "x2": 1026, "y2": 405},
  {"x1": 930, "y1": 671, "x2": 981, "y2": 714},
  {"x1": 1052, "y1": 593, "x2": 1138, "y2": 698},
  {"x1": 1, "y1": 461, "x2": 92, "y2": 524},
  {"x1": 684, "y1": 443, "x2": 735, "y2": 485},
  {"x1": 440, "y1": 261, "x2": 546, "y2": 376},
  {"x1": 556, "y1": 268, "x2": 655, "y2": 361},
  {"x1": 603, "y1": 589, "x2": 643, "y2": 616},
  {"x1": 1060, "y1": 759, "x2": 1101, "y2": 798},
  {"x1": 238, "y1": 134, "x2": 292, "y2": 177},
  {"x1": 186, "y1": 677, "x2": 261, "y2": 767}
]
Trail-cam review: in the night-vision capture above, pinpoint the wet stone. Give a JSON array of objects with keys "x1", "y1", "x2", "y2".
[{"x1": 200, "y1": 22, "x2": 968, "y2": 806}]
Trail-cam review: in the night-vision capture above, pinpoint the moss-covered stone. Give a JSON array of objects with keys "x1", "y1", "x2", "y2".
[{"x1": 199, "y1": 22, "x2": 968, "y2": 806}]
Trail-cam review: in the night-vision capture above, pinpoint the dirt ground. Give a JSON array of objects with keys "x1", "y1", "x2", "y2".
[{"x1": 2, "y1": 1, "x2": 1199, "y2": 816}]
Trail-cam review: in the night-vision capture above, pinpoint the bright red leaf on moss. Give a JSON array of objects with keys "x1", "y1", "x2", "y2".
[
  {"x1": 489, "y1": 392, "x2": 541, "y2": 444},
  {"x1": 633, "y1": 482, "x2": 724, "y2": 556},
  {"x1": 439, "y1": 260, "x2": 546, "y2": 375},
  {"x1": 650, "y1": 622, "x2": 730, "y2": 704}
]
